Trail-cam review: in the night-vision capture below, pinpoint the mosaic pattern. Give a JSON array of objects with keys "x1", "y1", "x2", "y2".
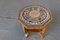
[{"x1": 19, "y1": 6, "x2": 51, "y2": 26}]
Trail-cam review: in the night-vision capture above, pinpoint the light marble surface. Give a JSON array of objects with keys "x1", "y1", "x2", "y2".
[{"x1": 0, "y1": 0, "x2": 60, "y2": 40}]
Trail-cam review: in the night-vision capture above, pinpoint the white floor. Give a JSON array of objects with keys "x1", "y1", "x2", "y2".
[{"x1": 0, "y1": 0, "x2": 60, "y2": 40}]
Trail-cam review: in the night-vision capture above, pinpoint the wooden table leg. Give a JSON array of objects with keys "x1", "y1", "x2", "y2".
[
  {"x1": 24, "y1": 28, "x2": 31, "y2": 38},
  {"x1": 38, "y1": 26, "x2": 48, "y2": 38}
]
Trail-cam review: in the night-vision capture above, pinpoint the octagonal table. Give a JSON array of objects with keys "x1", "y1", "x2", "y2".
[{"x1": 18, "y1": 5, "x2": 52, "y2": 38}]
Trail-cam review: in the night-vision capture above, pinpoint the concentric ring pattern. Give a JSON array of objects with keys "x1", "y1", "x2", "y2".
[{"x1": 19, "y1": 5, "x2": 51, "y2": 26}]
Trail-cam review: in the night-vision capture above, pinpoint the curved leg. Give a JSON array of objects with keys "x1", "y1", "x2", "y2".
[
  {"x1": 24, "y1": 28, "x2": 31, "y2": 38},
  {"x1": 39, "y1": 27, "x2": 47, "y2": 38}
]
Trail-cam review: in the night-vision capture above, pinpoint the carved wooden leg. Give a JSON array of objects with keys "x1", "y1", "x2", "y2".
[
  {"x1": 24, "y1": 28, "x2": 31, "y2": 38},
  {"x1": 39, "y1": 27, "x2": 47, "y2": 38},
  {"x1": 40, "y1": 29, "x2": 45, "y2": 38},
  {"x1": 22, "y1": 25, "x2": 29, "y2": 38}
]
